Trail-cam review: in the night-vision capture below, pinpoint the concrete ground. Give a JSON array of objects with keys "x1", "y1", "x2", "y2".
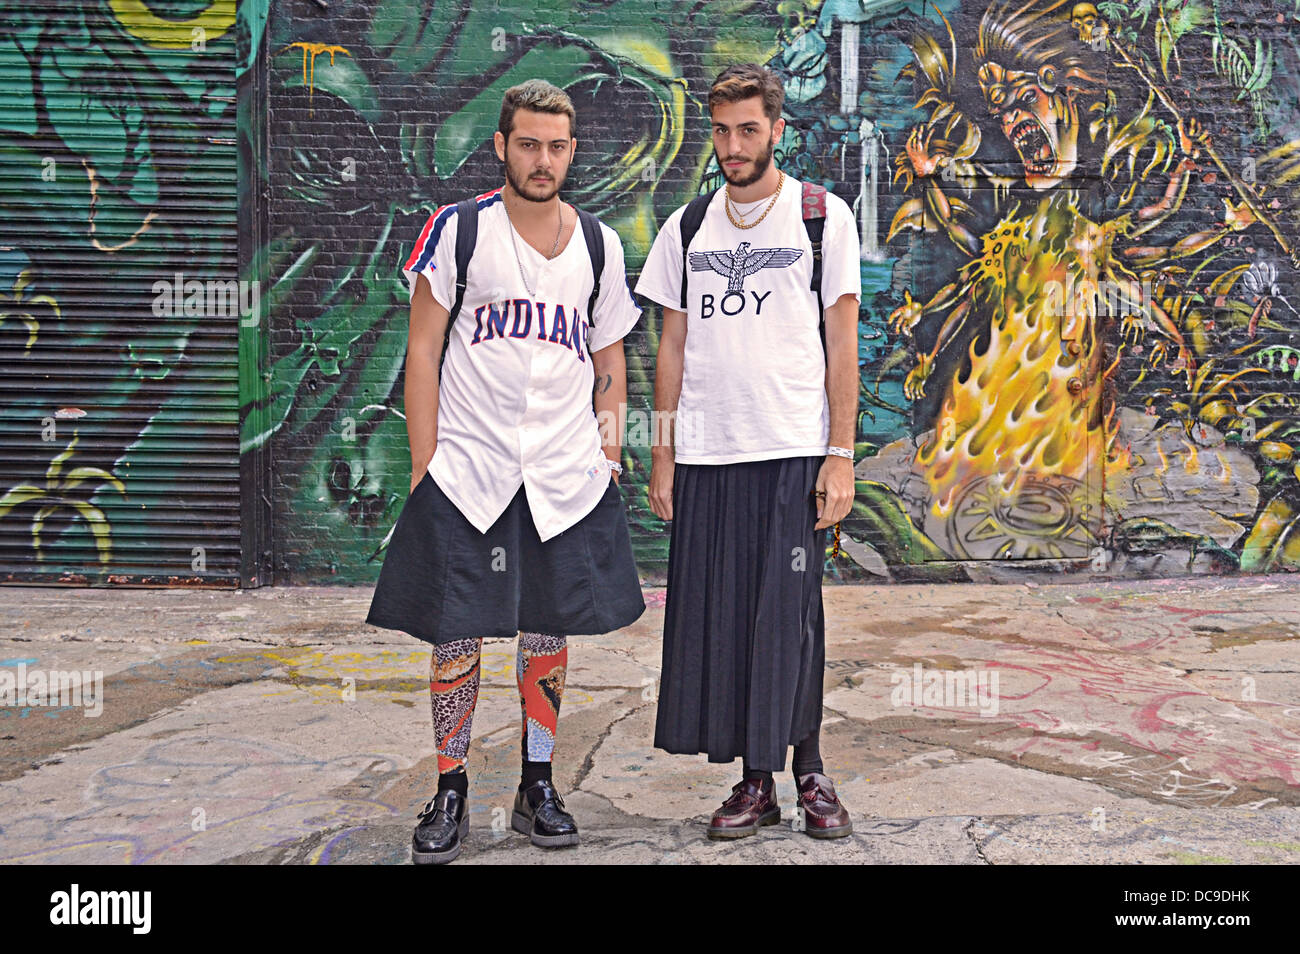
[{"x1": 1, "y1": 575, "x2": 1299, "y2": 865}]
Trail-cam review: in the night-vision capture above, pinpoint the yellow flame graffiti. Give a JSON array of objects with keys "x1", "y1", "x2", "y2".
[
  {"x1": 913, "y1": 192, "x2": 1122, "y2": 558},
  {"x1": 919, "y1": 200, "x2": 1109, "y2": 509}
]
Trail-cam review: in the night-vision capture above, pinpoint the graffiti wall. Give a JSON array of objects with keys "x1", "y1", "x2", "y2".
[
  {"x1": 859, "y1": 0, "x2": 1300, "y2": 580},
  {"x1": 258, "y1": 0, "x2": 787, "y2": 580},
  {"x1": 260, "y1": 0, "x2": 1300, "y2": 584},
  {"x1": 5, "y1": 0, "x2": 1299, "y2": 586},
  {"x1": 0, "y1": 1, "x2": 247, "y2": 585}
]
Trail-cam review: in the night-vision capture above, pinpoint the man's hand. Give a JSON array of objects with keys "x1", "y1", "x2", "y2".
[
  {"x1": 410, "y1": 457, "x2": 432, "y2": 495},
  {"x1": 649, "y1": 452, "x2": 674, "y2": 521},
  {"x1": 405, "y1": 274, "x2": 446, "y2": 498},
  {"x1": 814, "y1": 456, "x2": 854, "y2": 530},
  {"x1": 649, "y1": 304, "x2": 686, "y2": 522}
]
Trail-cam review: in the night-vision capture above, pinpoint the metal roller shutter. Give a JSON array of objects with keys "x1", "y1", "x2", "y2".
[{"x1": 0, "y1": 0, "x2": 242, "y2": 585}]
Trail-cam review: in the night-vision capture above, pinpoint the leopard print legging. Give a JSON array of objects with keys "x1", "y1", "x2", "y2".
[{"x1": 430, "y1": 631, "x2": 567, "y2": 775}]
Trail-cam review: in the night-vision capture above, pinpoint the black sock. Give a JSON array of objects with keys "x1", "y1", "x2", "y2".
[
  {"x1": 742, "y1": 761, "x2": 774, "y2": 788},
  {"x1": 521, "y1": 758, "x2": 552, "y2": 789},
  {"x1": 437, "y1": 769, "x2": 468, "y2": 798},
  {"x1": 792, "y1": 729, "x2": 824, "y2": 778}
]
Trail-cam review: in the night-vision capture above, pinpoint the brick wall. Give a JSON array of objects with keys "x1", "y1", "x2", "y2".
[{"x1": 260, "y1": 0, "x2": 1300, "y2": 584}]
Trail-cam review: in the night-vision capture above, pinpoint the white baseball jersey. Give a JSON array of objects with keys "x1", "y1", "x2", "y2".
[
  {"x1": 402, "y1": 187, "x2": 642, "y2": 542},
  {"x1": 634, "y1": 175, "x2": 861, "y2": 464}
]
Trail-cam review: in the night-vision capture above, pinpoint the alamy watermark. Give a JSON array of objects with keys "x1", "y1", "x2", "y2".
[
  {"x1": 1043, "y1": 274, "x2": 1157, "y2": 322},
  {"x1": 49, "y1": 884, "x2": 150, "y2": 934},
  {"x1": 594, "y1": 404, "x2": 705, "y2": 449},
  {"x1": 1, "y1": 663, "x2": 104, "y2": 717},
  {"x1": 152, "y1": 272, "x2": 260, "y2": 326},
  {"x1": 890, "y1": 663, "x2": 1000, "y2": 717}
]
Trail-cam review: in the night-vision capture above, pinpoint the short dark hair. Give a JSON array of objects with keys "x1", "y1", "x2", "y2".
[
  {"x1": 498, "y1": 79, "x2": 576, "y2": 140},
  {"x1": 708, "y1": 64, "x2": 784, "y2": 126}
]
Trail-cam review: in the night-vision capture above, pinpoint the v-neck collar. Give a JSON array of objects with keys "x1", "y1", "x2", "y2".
[{"x1": 505, "y1": 202, "x2": 578, "y2": 264}]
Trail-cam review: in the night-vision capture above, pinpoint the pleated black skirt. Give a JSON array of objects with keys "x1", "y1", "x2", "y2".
[
  {"x1": 365, "y1": 471, "x2": 646, "y2": 645},
  {"x1": 653, "y1": 454, "x2": 828, "y2": 772}
]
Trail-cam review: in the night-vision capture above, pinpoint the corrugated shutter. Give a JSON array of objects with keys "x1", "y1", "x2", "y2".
[{"x1": 0, "y1": 1, "x2": 241, "y2": 585}]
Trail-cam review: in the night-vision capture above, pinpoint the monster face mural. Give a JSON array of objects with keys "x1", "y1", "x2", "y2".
[
  {"x1": 975, "y1": 50, "x2": 1095, "y2": 188},
  {"x1": 862, "y1": 0, "x2": 1300, "y2": 576}
]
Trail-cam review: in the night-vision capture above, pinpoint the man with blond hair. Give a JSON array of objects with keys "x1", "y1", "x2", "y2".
[
  {"x1": 636, "y1": 63, "x2": 861, "y2": 840},
  {"x1": 367, "y1": 79, "x2": 645, "y2": 863}
]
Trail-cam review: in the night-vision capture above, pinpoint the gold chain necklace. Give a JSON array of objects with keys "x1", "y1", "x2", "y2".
[{"x1": 725, "y1": 169, "x2": 784, "y2": 230}]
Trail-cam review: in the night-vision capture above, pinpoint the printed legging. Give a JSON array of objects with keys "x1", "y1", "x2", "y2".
[{"x1": 429, "y1": 632, "x2": 567, "y2": 774}]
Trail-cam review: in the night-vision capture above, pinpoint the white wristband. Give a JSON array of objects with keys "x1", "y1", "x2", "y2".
[
  {"x1": 826, "y1": 446, "x2": 853, "y2": 460},
  {"x1": 606, "y1": 459, "x2": 624, "y2": 475}
]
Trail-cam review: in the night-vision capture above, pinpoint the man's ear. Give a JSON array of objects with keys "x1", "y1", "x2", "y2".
[
  {"x1": 772, "y1": 116, "x2": 785, "y2": 145},
  {"x1": 493, "y1": 131, "x2": 506, "y2": 161}
]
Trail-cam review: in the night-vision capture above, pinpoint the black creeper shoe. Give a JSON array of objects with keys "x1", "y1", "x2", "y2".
[
  {"x1": 411, "y1": 789, "x2": 469, "y2": 864},
  {"x1": 511, "y1": 779, "x2": 580, "y2": 847}
]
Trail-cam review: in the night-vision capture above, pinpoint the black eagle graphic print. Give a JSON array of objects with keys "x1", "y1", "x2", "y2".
[{"x1": 689, "y1": 242, "x2": 803, "y2": 293}]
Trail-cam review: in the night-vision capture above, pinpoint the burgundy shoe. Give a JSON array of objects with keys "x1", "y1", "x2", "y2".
[
  {"x1": 707, "y1": 776, "x2": 781, "y2": 840},
  {"x1": 796, "y1": 772, "x2": 853, "y2": 838}
]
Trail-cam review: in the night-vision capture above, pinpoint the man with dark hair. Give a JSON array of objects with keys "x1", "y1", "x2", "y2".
[
  {"x1": 366, "y1": 78, "x2": 646, "y2": 863},
  {"x1": 635, "y1": 63, "x2": 862, "y2": 839}
]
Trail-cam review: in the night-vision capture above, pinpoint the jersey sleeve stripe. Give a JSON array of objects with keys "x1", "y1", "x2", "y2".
[
  {"x1": 404, "y1": 201, "x2": 455, "y2": 272},
  {"x1": 404, "y1": 188, "x2": 507, "y2": 280}
]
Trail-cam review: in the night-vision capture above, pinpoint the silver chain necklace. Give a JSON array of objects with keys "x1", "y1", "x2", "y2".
[{"x1": 503, "y1": 193, "x2": 565, "y2": 298}]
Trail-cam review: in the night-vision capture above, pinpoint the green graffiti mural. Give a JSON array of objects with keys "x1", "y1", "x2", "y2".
[
  {"x1": 0, "y1": 0, "x2": 248, "y2": 582},
  {"x1": 259, "y1": 0, "x2": 793, "y2": 581}
]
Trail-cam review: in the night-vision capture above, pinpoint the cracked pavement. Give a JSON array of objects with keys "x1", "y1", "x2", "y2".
[{"x1": 2, "y1": 575, "x2": 1299, "y2": 864}]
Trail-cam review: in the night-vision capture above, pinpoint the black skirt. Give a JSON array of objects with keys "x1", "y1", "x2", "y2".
[
  {"x1": 365, "y1": 471, "x2": 646, "y2": 644},
  {"x1": 653, "y1": 454, "x2": 829, "y2": 773}
]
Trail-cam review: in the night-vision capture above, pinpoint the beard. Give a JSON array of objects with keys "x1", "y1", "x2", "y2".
[
  {"x1": 717, "y1": 136, "x2": 775, "y2": 187},
  {"x1": 504, "y1": 151, "x2": 565, "y2": 202}
]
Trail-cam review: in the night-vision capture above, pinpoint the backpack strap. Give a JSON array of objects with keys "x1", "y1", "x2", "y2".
[
  {"x1": 801, "y1": 180, "x2": 827, "y2": 323},
  {"x1": 443, "y1": 196, "x2": 479, "y2": 374},
  {"x1": 678, "y1": 189, "x2": 718, "y2": 310},
  {"x1": 576, "y1": 207, "x2": 604, "y2": 343}
]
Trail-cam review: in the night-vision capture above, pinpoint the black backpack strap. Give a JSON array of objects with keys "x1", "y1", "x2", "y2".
[
  {"x1": 801, "y1": 180, "x2": 827, "y2": 323},
  {"x1": 678, "y1": 189, "x2": 718, "y2": 310},
  {"x1": 442, "y1": 197, "x2": 478, "y2": 372},
  {"x1": 576, "y1": 207, "x2": 604, "y2": 332}
]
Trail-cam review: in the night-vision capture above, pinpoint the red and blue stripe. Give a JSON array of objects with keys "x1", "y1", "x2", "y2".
[{"x1": 403, "y1": 187, "x2": 504, "y2": 274}]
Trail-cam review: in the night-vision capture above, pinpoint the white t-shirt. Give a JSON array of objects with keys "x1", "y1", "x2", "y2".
[
  {"x1": 402, "y1": 187, "x2": 642, "y2": 542},
  {"x1": 634, "y1": 175, "x2": 862, "y2": 464}
]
